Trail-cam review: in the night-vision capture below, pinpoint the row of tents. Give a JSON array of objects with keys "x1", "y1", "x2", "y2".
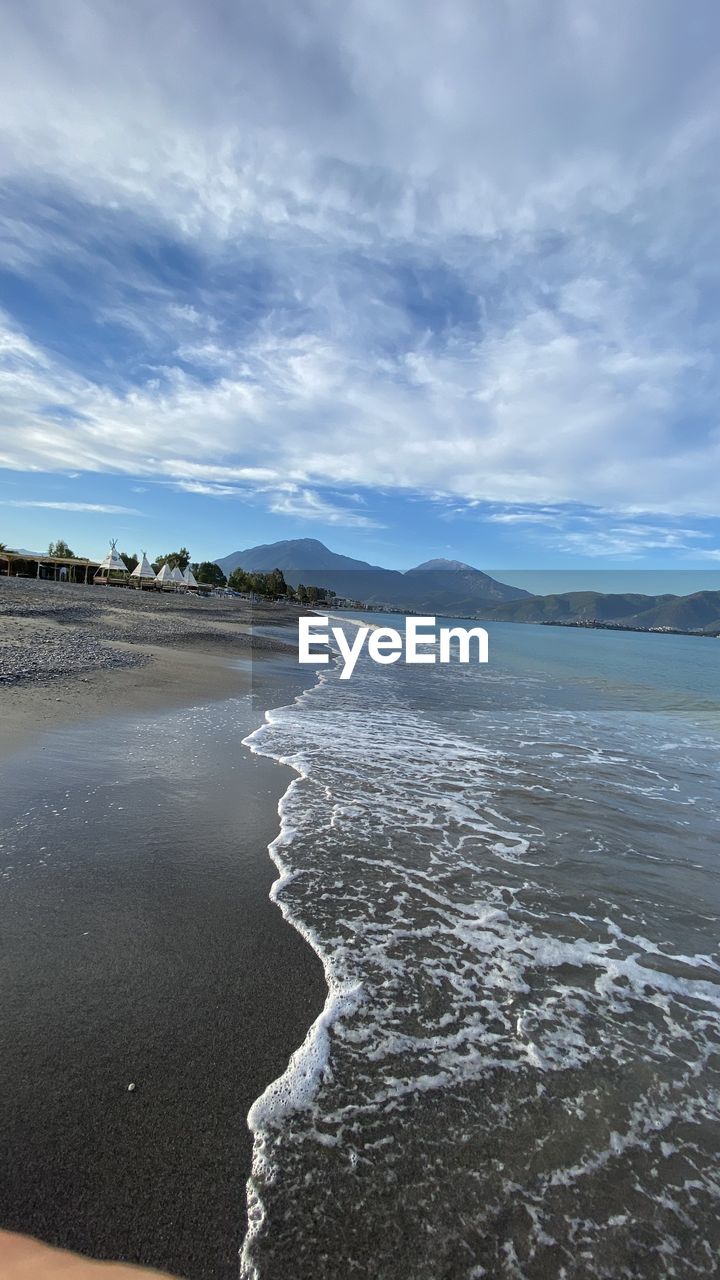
[
  {"x1": 96, "y1": 544, "x2": 201, "y2": 590},
  {"x1": 141, "y1": 558, "x2": 199, "y2": 589}
]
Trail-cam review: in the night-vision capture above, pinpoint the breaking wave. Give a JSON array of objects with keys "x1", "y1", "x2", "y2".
[{"x1": 241, "y1": 633, "x2": 720, "y2": 1279}]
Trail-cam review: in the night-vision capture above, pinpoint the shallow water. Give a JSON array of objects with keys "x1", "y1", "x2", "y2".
[{"x1": 243, "y1": 621, "x2": 720, "y2": 1279}]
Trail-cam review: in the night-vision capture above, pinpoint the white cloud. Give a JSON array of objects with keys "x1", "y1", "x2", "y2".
[
  {"x1": 1, "y1": 303, "x2": 716, "y2": 518},
  {"x1": 1, "y1": 1, "x2": 720, "y2": 528},
  {"x1": 172, "y1": 481, "x2": 249, "y2": 497},
  {"x1": 2, "y1": 500, "x2": 143, "y2": 514},
  {"x1": 557, "y1": 523, "x2": 711, "y2": 559},
  {"x1": 471, "y1": 504, "x2": 717, "y2": 559},
  {"x1": 486, "y1": 512, "x2": 564, "y2": 527},
  {"x1": 268, "y1": 486, "x2": 383, "y2": 528}
]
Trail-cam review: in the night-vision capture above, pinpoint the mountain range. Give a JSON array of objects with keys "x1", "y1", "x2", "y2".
[
  {"x1": 486, "y1": 589, "x2": 720, "y2": 632},
  {"x1": 214, "y1": 539, "x2": 720, "y2": 633},
  {"x1": 214, "y1": 539, "x2": 531, "y2": 614}
]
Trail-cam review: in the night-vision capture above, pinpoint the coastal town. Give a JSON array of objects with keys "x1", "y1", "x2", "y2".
[{"x1": 540, "y1": 617, "x2": 720, "y2": 638}]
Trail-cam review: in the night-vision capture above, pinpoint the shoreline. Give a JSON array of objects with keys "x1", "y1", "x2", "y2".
[
  {"x1": 0, "y1": 639, "x2": 259, "y2": 759},
  {"x1": 0, "y1": 575, "x2": 313, "y2": 760},
  {"x1": 240, "y1": 663, "x2": 362, "y2": 1279},
  {"x1": 0, "y1": 582, "x2": 328, "y2": 1279}
]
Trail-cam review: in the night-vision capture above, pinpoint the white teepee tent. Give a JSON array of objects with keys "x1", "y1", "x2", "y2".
[
  {"x1": 130, "y1": 552, "x2": 155, "y2": 587},
  {"x1": 182, "y1": 566, "x2": 199, "y2": 588},
  {"x1": 170, "y1": 566, "x2": 185, "y2": 585},
  {"x1": 155, "y1": 562, "x2": 175, "y2": 588},
  {"x1": 94, "y1": 539, "x2": 129, "y2": 586}
]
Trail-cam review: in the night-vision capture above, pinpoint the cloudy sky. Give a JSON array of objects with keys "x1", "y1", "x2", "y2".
[{"x1": 1, "y1": 0, "x2": 720, "y2": 576}]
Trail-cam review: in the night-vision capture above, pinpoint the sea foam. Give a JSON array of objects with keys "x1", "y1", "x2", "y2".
[{"x1": 240, "y1": 631, "x2": 720, "y2": 1279}]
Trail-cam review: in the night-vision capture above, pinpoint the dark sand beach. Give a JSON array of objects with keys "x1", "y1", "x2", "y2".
[{"x1": 0, "y1": 579, "x2": 326, "y2": 1279}]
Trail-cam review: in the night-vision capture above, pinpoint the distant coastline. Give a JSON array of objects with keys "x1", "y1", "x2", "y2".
[
  {"x1": 333, "y1": 602, "x2": 720, "y2": 640},
  {"x1": 215, "y1": 538, "x2": 720, "y2": 636},
  {"x1": 537, "y1": 618, "x2": 719, "y2": 638}
]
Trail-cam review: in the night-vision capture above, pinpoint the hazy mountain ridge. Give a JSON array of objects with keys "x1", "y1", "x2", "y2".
[
  {"x1": 484, "y1": 590, "x2": 720, "y2": 632},
  {"x1": 403, "y1": 560, "x2": 531, "y2": 608},
  {"x1": 219, "y1": 538, "x2": 386, "y2": 575},
  {"x1": 214, "y1": 540, "x2": 530, "y2": 611},
  {"x1": 214, "y1": 539, "x2": 720, "y2": 632}
]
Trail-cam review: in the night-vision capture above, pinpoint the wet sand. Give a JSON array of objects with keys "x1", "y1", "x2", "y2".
[
  {"x1": 0, "y1": 650, "x2": 326, "y2": 1279},
  {"x1": 0, "y1": 639, "x2": 260, "y2": 759}
]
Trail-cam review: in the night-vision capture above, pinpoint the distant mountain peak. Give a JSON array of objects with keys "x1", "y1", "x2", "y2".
[
  {"x1": 214, "y1": 537, "x2": 384, "y2": 577},
  {"x1": 213, "y1": 538, "x2": 530, "y2": 608},
  {"x1": 243, "y1": 536, "x2": 331, "y2": 554},
  {"x1": 408, "y1": 558, "x2": 477, "y2": 573}
]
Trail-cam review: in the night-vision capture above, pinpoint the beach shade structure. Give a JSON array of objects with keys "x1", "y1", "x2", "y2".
[
  {"x1": 155, "y1": 562, "x2": 176, "y2": 589},
  {"x1": 94, "y1": 539, "x2": 130, "y2": 587},
  {"x1": 130, "y1": 552, "x2": 155, "y2": 589},
  {"x1": 182, "y1": 565, "x2": 199, "y2": 589}
]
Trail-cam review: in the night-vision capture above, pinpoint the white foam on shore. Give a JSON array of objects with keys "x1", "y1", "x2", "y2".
[
  {"x1": 243, "y1": 757, "x2": 364, "y2": 1133},
  {"x1": 237, "y1": 630, "x2": 720, "y2": 1278},
  {"x1": 240, "y1": 659, "x2": 363, "y2": 1279}
]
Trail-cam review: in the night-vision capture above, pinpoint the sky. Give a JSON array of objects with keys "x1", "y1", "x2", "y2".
[{"x1": 1, "y1": 0, "x2": 720, "y2": 588}]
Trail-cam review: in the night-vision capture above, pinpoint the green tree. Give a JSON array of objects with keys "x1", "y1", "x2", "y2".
[
  {"x1": 120, "y1": 551, "x2": 139, "y2": 572},
  {"x1": 242, "y1": 568, "x2": 289, "y2": 598},
  {"x1": 266, "y1": 567, "x2": 288, "y2": 598},
  {"x1": 153, "y1": 546, "x2": 191, "y2": 573},
  {"x1": 48, "y1": 539, "x2": 75, "y2": 559},
  {"x1": 227, "y1": 567, "x2": 319, "y2": 600},
  {"x1": 295, "y1": 581, "x2": 334, "y2": 605},
  {"x1": 228, "y1": 568, "x2": 251, "y2": 593},
  {"x1": 194, "y1": 561, "x2": 227, "y2": 588}
]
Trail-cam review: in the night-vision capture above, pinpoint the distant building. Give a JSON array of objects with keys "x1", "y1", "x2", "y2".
[{"x1": 0, "y1": 548, "x2": 100, "y2": 583}]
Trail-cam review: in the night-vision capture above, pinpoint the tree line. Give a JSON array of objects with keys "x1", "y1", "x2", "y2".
[
  {"x1": 226, "y1": 567, "x2": 335, "y2": 602},
  {"x1": 36, "y1": 539, "x2": 335, "y2": 602}
]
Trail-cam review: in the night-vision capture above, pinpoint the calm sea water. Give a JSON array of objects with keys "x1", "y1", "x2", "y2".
[{"x1": 242, "y1": 620, "x2": 720, "y2": 1279}]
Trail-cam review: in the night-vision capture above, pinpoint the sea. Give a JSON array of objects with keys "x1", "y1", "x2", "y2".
[{"x1": 241, "y1": 616, "x2": 720, "y2": 1280}]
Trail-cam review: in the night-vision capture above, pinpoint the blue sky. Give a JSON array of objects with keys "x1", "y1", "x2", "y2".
[{"x1": 1, "y1": 0, "x2": 720, "y2": 587}]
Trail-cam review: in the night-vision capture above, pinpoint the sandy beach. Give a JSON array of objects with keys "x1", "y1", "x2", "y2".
[
  {"x1": 0, "y1": 578, "x2": 326, "y2": 1279},
  {"x1": 0, "y1": 577, "x2": 305, "y2": 753}
]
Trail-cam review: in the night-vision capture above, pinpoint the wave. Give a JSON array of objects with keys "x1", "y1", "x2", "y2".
[{"x1": 239, "y1": 642, "x2": 720, "y2": 1279}]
